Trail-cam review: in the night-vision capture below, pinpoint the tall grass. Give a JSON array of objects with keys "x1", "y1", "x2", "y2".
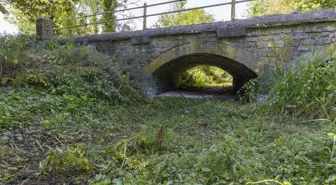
[
  {"x1": 243, "y1": 48, "x2": 336, "y2": 122},
  {"x1": 268, "y1": 51, "x2": 336, "y2": 121}
]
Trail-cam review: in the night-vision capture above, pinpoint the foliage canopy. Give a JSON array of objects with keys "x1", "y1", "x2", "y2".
[
  {"x1": 248, "y1": 0, "x2": 336, "y2": 17},
  {"x1": 3, "y1": 0, "x2": 133, "y2": 35},
  {"x1": 155, "y1": 1, "x2": 214, "y2": 28}
]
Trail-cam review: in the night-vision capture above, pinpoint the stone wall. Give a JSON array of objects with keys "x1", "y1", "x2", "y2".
[{"x1": 62, "y1": 9, "x2": 336, "y2": 97}]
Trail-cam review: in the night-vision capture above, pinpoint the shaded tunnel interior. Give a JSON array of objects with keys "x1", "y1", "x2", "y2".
[{"x1": 152, "y1": 53, "x2": 258, "y2": 96}]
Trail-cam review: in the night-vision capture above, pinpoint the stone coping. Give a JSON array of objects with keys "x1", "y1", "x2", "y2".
[{"x1": 60, "y1": 9, "x2": 336, "y2": 44}]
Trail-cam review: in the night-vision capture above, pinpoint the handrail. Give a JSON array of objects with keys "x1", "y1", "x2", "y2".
[
  {"x1": 145, "y1": 0, "x2": 252, "y2": 19},
  {"x1": 53, "y1": 0, "x2": 254, "y2": 32},
  {"x1": 57, "y1": 0, "x2": 186, "y2": 23}
]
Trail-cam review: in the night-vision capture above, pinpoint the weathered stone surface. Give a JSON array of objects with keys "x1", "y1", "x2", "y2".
[
  {"x1": 131, "y1": 36, "x2": 151, "y2": 45},
  {"x1": 58, "y1": 9, "x2": 336, "y2": 98},
  {"x1": 36, "y1": 17, "x2": 54, "y2": 40},
  {"x1": 217, "y1": 25, "x2": 247, "y2": 37},
  {"x1": 267, "y1": 41, "x2": 285, "y2": 48}
]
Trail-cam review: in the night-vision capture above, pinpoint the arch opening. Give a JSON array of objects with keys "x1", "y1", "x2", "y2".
[{"x1": 151, "y1": 53, "x2": 258, "y2": 98}]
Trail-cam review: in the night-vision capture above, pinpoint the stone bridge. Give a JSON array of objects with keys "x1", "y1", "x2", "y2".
[{"x1": 64, "y1": 9, "x2": 336, "y2": 98}]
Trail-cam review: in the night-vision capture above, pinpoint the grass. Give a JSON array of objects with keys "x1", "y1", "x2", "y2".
[{"x1": 0, "y1": 87, "x2": 335, "y2": 184}]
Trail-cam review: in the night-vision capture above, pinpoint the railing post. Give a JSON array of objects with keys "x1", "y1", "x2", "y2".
[
  {"x1": 36, "y1": 17, "x2": 54, "y2": 40},
  {"x1": 143, "y1": 2, "x2": 147, "y2": 30},
  {"x1": 231, "y1": 0, "x2": 236, "y2": 22},
  {"x1": 84, "y1": 15, "x2": 88, "y2": 35}
]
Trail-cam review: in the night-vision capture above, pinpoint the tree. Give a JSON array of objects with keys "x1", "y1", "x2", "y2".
[
  {"x1": 102, "y1": 0, "x2": 118, "y2": 32},
  {"x1": 3, "y1": 0, "x2": 80, "y2": 34},
  {"x1": 248, "y1": 0, "x2": 336, "y2": 17},
  {"x1": 3, "y1": 0, "x2": 136, "y2": 35},
  {"x1": 155, "y1": 1, "x2": 214, "y2": 28}
]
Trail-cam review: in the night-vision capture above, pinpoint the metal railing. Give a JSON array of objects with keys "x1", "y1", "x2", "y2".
[{"x1": 52, "y1": 0, "x2": 254, "y2": 34}]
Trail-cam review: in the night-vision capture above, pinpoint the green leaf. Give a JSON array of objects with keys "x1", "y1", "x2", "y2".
[
  {"x1": 201, "y1": 167, "x2": 211, "y2": 172},
  {"x1": 112, "y1": 178, "x2": 122, "y2": 185},
  {"x1": 12, "y1": 58, "x2": 19, "y2": 65},
  {"x1": 2, "y1": 78, "x2": 13, "y2": 84}
]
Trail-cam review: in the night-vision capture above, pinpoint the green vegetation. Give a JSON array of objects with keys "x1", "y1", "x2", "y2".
[
  {"x1": 267, "y1": 52, "x2": 336, "y2": 121},
  {"x1": 242, "y1": 48, "x2": 336, "y2": 122},
  {"x1": 0, "y1": 36, "x2": 335, "y2": 185},
  {"x1": 155, "y1": 1, "x2": 214, "y2": 28},
  {"x1": 248, "y1": 0, "x2": 336, "y2": 17},
  {"x1": 178, "y1": 65, "x2": 233, "y2": 89},
  {"x1": 2, "y1": 0, "x2": 132, "y2": 35}
]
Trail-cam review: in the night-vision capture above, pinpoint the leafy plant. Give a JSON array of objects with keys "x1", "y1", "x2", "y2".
[{"x1": 40, "y1": 146, "x2": 92, "y2": 176}]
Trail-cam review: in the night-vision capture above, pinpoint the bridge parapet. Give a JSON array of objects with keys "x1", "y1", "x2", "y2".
[{"x1": 53, "y1": 9, "x2": 336, "y2": 97}]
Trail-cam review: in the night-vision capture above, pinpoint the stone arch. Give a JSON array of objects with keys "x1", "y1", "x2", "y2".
[{"x1": 141, "y1": 41, "x2": 260, "y2": 97}]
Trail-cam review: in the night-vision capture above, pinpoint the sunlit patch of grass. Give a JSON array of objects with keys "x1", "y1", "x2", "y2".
[{"x1": 178, "y1": 65, "x2": 233, "y2": 88}]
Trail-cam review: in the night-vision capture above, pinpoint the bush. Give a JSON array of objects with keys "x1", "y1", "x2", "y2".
[{"x1": 0, "y1": 35, "x2": 146, "y2": 105}]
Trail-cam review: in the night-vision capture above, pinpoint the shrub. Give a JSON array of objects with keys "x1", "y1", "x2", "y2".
[{"x1": 0, "y1": 35, "x2": 146, "y2": 105}]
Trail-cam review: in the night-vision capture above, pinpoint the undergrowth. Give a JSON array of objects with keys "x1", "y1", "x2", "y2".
[{"x1": 0, "y1": 34, "x2": 145, "y2": 107}]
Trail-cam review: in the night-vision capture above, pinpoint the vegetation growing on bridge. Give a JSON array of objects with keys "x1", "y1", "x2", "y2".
[{"x1": 0, "y1": 36, "x2": 335, "y2": 185}]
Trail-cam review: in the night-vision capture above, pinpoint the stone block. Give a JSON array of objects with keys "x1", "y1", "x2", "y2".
[
  {"x1": 298, "y1": 46, "x2": 312, "y2": 51},
  {"x1": 267, "y1": 52, "x2": 276, "y2": 57},
  {"x1": 244, "y1": 37, "x2": 258, "y2": 42},
  {"x1": 267, "y1": 28, "x2": 291, "y2": 35},
  {"x1": 293, "y1": 33, "x2": 310, "y2": 40},
  {"x1": 305, "y1": 25, "x2": 336, "y2": 33},
  {"x1": 132, "y1": 36, "x2": 151, "y2": 45},
  {"x1": 257, "y1": 42, "x2": 267, "y2": 48},
  {"x1": 267, "y1": 41, "x2": 285, "y2": 48},
  {"x1": 258, "y1": 36, "x2": 273, "y2": 41},
  {"x1": 217, "y1": 25, "x2": 247, "y2": 38},
  {"x1": 36, "y1": 17, "x2": 54, "y2": 40},
  {"x1": 240, "y1": 42, "x2": 257, "y2": 48},
  {"x1": 197, "y1": 33, "x2": 217, "y2": 39},
  {"x1": 313, "y1": 38, "x2": 332, "y2": 46}
]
